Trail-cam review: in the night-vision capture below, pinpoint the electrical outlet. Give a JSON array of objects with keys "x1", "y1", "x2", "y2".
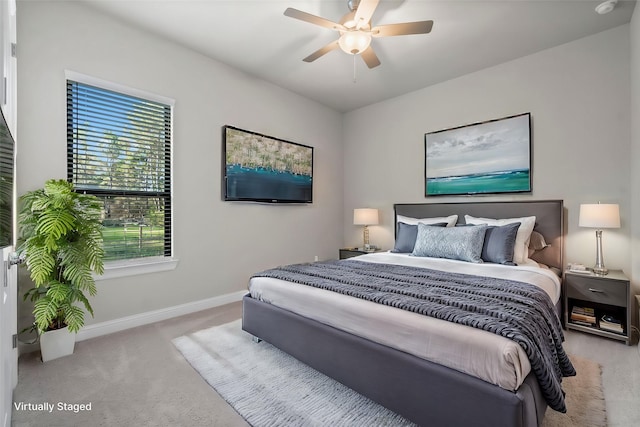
[{"x1": 314, "y1": 255, "x2": 319, "y2": 262}]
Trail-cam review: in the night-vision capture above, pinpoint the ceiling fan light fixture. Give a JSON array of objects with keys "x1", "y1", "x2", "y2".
[{"x1": 338, "y1": 31, "x2": 371, "y2": 55}]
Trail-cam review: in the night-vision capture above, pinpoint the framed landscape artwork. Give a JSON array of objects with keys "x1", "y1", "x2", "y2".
[
  {"x1": 424, "y1": 113, "x2": 531, "y2": 196},
  {"x1": 222, "y1": 125, "x2": 313, "y2": 203}
]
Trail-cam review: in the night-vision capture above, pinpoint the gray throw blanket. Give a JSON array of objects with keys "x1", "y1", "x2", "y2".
[{"x1": 253, "y1": 259, "x2": 576, "y2": 413}]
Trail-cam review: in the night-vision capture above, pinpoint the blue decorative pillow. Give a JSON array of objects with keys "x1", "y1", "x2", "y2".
[
  {"x1": 392, "y1": 222, "x2": 448, "y2": 253},
  {"x1": 482, "y1": 222, "x2": 520, "y2": 265},
  {"x1": 412, "y1": 223, "x2": 488, "y2": 263}
]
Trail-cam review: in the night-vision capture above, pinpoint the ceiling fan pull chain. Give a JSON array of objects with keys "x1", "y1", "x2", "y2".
[{"x1": 353, "y1": 55, "x2": 357, "y2": 83}]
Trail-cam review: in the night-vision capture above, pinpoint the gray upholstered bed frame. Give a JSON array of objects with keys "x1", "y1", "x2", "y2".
[{"x1": 242, "y1": 200, "x2": 564, "y2": 427}]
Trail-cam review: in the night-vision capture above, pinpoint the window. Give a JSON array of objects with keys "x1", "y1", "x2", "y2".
[
  {"x1": 0, "y1": 110, "x2": 14, "y2": 248},
  {"x1": 67, "y1": 79, "x2": 172, "y2": 262}
]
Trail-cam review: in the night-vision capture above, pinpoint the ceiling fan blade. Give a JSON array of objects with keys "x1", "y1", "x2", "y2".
[
  {"x1": 372, "y1": 20, "x2": 434, "y2": 37},
  {"x1": 354, "y1": 0, "x2": 379, "y2": 29},
  {"x1": 284, "y1": 8, "x2": 345, "y2": 31},
  {"x1": 360, "y1": 46, "x2": 381, "y2": 69},
  {"x1": 303, "y1": 40, "x2": 340, "y2": 63}
]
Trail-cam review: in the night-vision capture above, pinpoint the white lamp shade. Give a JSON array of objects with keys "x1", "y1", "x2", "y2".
[
  {"x1": 579, "y1": 204, "x2": 620, "y2": 228},
  {"x1": 353, "y1": 208, "x2": 379, "y2": 226}
]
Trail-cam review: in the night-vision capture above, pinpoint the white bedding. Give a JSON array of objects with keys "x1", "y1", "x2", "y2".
[{"x1": 248, "y1": 252, "x2": 561, "y2": 391}]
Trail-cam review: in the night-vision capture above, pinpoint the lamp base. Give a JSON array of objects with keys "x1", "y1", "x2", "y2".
[
  {"x1": 362, "y1": 225, "x2": 370, "y2": 248},
  {"x1": 592, "y1": 266, "x2": 608, "y2": 276},
  {"x1": 593, "y1": 229, "x2": 608, "y2": 276}
]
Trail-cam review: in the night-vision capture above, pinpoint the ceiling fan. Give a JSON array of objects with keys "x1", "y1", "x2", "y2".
[{"x1": 284, "y1": 0, "x2": 434, "y2": 69}]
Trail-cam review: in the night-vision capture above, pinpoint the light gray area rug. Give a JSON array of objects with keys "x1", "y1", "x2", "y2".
[{"x1": 173, "y1": 320, "x2": 606, "y2": 427}]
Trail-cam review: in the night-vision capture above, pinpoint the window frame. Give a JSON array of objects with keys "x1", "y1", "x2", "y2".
[{"x1": 65, "y1": 71, "x2": 177, "y2": 278}]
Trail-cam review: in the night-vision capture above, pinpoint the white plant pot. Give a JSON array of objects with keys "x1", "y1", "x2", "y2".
[{"x1": 40, "y1": 326, "x2": 76, "y2": 362}]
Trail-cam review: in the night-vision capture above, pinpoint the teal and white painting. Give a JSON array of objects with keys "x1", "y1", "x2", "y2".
[{"x1": 425, "y1": 113, "x2": 531, "y2": 196}]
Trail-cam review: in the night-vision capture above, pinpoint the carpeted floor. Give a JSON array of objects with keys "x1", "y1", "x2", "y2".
[
  {"x1": 173, "y1": 319, "x2": 606, "y2": 427},
  {"x1": 12, "y1": 303, "x2": 249, "y2": 427},
  {"x1": 542, "y1": 353, "x2": 606, "y2": 427},
  {"x1": 11, "y1": 302, "x2": 639, "y2": 427}
]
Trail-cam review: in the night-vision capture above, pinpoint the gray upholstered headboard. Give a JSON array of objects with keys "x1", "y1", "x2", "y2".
[{"x1": 394, "y1": 200, "x2": 564, "y2": 270}]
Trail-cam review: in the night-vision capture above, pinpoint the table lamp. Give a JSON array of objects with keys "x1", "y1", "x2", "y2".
[
  {"x1": 578, "y1": 203, "x2": 620, "y2": 275},
  {"x1": 353, "y1": 208, "x2": 379, "y2": 250}
]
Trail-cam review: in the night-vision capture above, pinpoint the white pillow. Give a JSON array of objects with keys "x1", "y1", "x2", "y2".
[
  {"x1": 396, "y1": 214, "x2": 458, "y2": 227},
  {"x1": 464, "y1": 215, "x2": 536, "y2": 265}
]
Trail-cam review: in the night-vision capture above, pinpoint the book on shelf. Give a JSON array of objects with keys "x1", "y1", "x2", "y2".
[
  {"x1": 571, "y1": 306, "x2": 595, "y2": 315},
  {"x1": 599, "y1": 315, "x2": 624, "y2": 334},
  {"x1": 599, "y1": 323, "x2": 624, "y2": 334},
  {"x1": 571, "y1": 306, "x2": 596, "y2": 324},
  {"x1": 570, "y1": 319, "x2": 596, "y2": 327}
]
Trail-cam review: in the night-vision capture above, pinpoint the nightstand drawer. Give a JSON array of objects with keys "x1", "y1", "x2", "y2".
[
  {"x1": 340, "y1": 249, "x2": 363, "y2": 259},
  {"x1": 339, "y1": 249, "x2": 366, "y2": 259},
  {"x1": 566, "y1": 275, "x2": 626, "y2": 307},
  {"x1": 339, "y1": 248, "x2": 383, "y2": 259}
]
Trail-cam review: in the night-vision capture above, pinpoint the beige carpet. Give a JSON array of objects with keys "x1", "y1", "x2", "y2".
[
  {"x1": 174, "y1": 320, "x2": 607, "y2": 427},
  {"x1": 542, "y1": 354, "x2": 607, "y2": 427}
]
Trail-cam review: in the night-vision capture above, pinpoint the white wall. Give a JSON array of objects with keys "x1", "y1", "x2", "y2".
[
  {"x1": 16, "y1": 1, "x2": 343, "y2": 325},
  {"x1": 631, "y1": 4, "x2": 640, "y2": 326},
  {"x1": 343, "y1": 26, "x2": 632, "y2": 279}
]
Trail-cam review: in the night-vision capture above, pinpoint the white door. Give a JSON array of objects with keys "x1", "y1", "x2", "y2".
[
  {"x1": 0, "y1": 0, "x2": 17, "y2": 415},
  {"x1": 1, "y1": 248, "x2": 17, "y2": 427},
  {"x1": 0, "y1": 110, "x2": 16, "y2": 427},
  {"x1": 0, "y1": 0, "x2": 17, "y2": 422}
]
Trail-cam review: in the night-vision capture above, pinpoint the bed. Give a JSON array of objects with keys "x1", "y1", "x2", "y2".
[{"x1": 242, "y1": 200, "x2": 569, "y2": 427}]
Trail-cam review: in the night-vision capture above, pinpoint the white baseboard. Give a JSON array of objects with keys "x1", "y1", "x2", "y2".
[{"x1": 76, "y1": 290, "x2": 247, "y2": 342}]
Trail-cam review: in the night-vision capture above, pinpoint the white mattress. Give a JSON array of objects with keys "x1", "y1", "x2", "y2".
[{"x1": 248, "y1": 252, "x2": 561, "y2": 391}]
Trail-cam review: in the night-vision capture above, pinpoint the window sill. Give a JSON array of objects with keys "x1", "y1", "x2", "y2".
[{"x1": 94, "y1": 257, "x2": 179, "y2": 281}]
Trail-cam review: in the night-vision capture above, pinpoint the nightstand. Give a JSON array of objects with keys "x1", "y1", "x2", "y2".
[
  {"x1": 339, "y1": 248, "x2": 382, "y2": 259},
  {"x1": 564, "y1": 270, "x2": 631, "y2": 345}
]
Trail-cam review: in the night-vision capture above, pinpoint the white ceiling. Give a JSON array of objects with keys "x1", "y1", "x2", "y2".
[{"x1": 81, "y1": 0, "x2": 636, "y2": 112}]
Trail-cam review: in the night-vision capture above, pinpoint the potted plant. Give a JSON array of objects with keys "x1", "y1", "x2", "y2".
[{"x1": 19, "y1": 179, "x2": 104, "y2": 362}]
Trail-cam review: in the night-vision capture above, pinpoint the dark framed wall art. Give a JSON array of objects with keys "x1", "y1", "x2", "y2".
[
  {"x1": 222, "y1": 125, "x2": 314, "y2": 203},
  {"x1": 424, "y1": 112, "x2": 531, "y2": 196}
]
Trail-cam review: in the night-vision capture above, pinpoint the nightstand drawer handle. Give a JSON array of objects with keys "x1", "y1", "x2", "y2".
[{"x1": 588, "y1": 288, "x2": 604, "y2": 293}]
